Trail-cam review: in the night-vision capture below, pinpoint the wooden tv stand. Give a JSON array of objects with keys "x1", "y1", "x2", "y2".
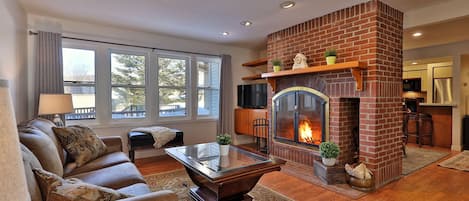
[{"x1": 234, "y1": 108, "x2": 268, "y2": 138}]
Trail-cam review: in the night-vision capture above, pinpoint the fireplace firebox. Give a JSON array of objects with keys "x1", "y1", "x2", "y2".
[{"x1": 273, "y1": 87, "x2": 329, "y2": 147}]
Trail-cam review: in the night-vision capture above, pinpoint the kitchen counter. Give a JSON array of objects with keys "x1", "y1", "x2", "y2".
[{"x1": 418, "y1": 105, "x2": 453, "y2": 148}]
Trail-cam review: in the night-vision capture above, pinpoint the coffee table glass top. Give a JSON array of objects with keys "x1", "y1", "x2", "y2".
[{"x1": 168, "y1": 143, "x2": 271, "y2": 173}]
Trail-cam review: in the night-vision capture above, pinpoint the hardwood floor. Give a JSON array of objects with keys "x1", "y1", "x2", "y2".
[{"x1": 136, "y1": 146, "x2": 469, "y2": 201}]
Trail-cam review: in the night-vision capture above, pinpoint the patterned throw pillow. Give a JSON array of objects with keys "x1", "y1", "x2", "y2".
[
  {"x1": 53, "y1": 125, "x2": 107, "y2": 167},
  {"x1": 33, "y1": 168, "x2": 129, "y2": 201}
]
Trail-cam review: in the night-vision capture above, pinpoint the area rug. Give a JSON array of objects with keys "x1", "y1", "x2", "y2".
[
  {"x1": 144, "y1": 169, "x2": 293, "y2": 201},
  {"x1": 438, "y1": 151, "x2": 469, "y2": 171},
  {"x1": 402, "y1": 147, "x2": 450, "y2": 175}
]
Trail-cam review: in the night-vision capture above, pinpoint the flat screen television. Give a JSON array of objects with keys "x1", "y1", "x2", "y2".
[{"x1": 237, "y1": 84, "x2": 267, "y2": 108}]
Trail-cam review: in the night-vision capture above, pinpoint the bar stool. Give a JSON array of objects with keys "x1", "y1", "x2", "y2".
[
  {"x1": 418, "y1": 113, "x2": 433, "y2": 147},
  {"x1": 403, "y1": 112, "x2": 419, "y2": 146},
  {"x1": 403, "y1": 112, "x2": 433, "y2": 147}
]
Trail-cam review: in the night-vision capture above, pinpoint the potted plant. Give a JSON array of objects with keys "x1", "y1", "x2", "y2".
[
  {"x1": 271, "y1": 59, "x2": 282, "y2": 72},
  {"x1": 319, "y1": 142, "x2": 340, "y2": 166},
  {"x1": 216, "y1": 133, "x2": 232, "y2": 156},
  {"x1": 324, "y1": 49, "x2": 337, "y2": 65}
]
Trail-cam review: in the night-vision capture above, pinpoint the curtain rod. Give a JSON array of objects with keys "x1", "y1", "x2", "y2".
[{"x1": 28, "y1": 31, "x2": 221, "y2": 57}]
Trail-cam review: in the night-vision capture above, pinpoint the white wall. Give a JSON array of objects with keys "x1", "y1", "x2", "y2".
[
  {"x1": 404, "y1": 40, "x2": 469, "y2": 151},
  {"x1": 0, "y1": 0, "x2": 28, "y2": 122},
  {"x1": 27, "y1": 14, "x2": 258, "y2": 158}
]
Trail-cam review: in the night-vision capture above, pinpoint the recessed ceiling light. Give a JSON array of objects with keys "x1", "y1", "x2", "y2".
[
  {"x1": 241, "y1": 21, "x2": 253, "y2": 27},
  {"x1": 411, "y1": 62, "x2": 418, "y2": 65},
  {"x1": 412, "y1": 32, "x2": 422, "y2": 37},
  {"x1": 222, "y1": 32, "x2": 230, "y2": 36},
  {"x1": 280, "y1": 1, "x2": 296, "y2": 9}
]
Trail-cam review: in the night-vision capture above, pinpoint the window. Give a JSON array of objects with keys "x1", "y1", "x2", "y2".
[
  {"x1": 157, "y1": 56, "x2": 188, "y2": 118},
  {"x1": 62, "y1": 39, "x2": 221, "y2": 124},
  {"x1": 196, "y1": 58, "x2": 220, "y2": 117},
  {"x1": 63, "y1": 48, "x2": 96, "y2": 120},
  {"x1": 110, "y1": 52, "x2": 146, "y2": 119}
]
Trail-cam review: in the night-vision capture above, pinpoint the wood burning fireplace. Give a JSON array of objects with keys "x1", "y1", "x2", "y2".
[{"x1": 273, "y1": 87, "x2": 329, "y2": 148}]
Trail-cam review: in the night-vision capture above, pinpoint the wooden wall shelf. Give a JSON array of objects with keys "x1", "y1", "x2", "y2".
[
  {"x1": 241, "y1": 74, "x2": 263, "y2": 81},
  {"x1": 242, "y1": 58, "x2": 268, "y2": 67},
  {"x1": 261, "y1": 61, "x2": 367, "y2": 91}
]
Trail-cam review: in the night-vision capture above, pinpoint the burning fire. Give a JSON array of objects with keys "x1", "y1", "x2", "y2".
[{"x1": 299, "y1": 120, "x2": 322, "y2": 145}]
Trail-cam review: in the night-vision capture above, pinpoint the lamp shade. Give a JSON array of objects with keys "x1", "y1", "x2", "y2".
[
  {"x1": 38, "y1": 94, "x2": 74, "y2": 115},
  {"x1": 0, "y1": 80, "x2": 30, "y2": 200}
]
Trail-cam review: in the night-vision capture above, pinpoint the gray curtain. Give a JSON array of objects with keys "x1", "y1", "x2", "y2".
[
  {"x1": 34, "y1": 31, "x2": 64, "y2": 117},
  {"x1": 218, "y1": 55, "x2": 233, "y2": 134}
]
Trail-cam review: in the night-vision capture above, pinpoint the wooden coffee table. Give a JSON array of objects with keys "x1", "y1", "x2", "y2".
[{"x1": 165, "y1": 142, "x2": 284, "y2": 201}]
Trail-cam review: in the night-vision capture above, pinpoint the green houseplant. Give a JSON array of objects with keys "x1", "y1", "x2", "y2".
[
  {"x1": 216, "y1": 133, "x2": 232, "y2": 156},
  {"x1": 319, "y1": 142, "x2": 340, "y2": 166},
  {"x1": 271, "y1": 59, "x2": 282, "y2": 72},
  {"x1": 324, "y1": 49, "x2": 337, "y2": 65}
]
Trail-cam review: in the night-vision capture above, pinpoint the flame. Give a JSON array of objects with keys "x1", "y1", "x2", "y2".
[{"x1": 299, "y1": 120, "x2": 322, "y2": 145}]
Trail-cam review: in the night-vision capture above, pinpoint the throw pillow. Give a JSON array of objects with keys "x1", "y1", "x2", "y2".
[
  {"x1": 33, "y1": 168, "x2": 129, "y2": 201},
  {"x1": 53, "y1": 125, "x2": 107, "y2": 167}
]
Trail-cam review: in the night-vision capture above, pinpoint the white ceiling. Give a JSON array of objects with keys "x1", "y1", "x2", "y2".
[
  {"x1": 18, "y1": 0, "x2": 450, "y2": 50},
  {"x1": 404, "y1": 15, "x2": 469, "y2": 50}
]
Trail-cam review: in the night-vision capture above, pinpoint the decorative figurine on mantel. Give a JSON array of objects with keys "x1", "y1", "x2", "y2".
[{"x1": 292, "y1": 53, "x2": 308, "y2": 70}]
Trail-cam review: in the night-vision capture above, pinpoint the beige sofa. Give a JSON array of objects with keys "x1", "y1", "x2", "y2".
[{"x1": 19, "y1": 118, "x2": 177, "y2": 201}]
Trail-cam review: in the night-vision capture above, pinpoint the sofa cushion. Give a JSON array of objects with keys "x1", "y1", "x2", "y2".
[
  {"x1": 33, "y1": 168, "x2": 129, "y2": 201},
  {"x1": 64, "y1": 152, "x2": 130, "y2": 177},
  {"x1": 67, "y1": 162, "x2": 146, "y2": 189},
  {"x1": 21, "y1": 144, "x2": 43, "y2": 201},
  {"x1": 26, "y1": 118, "x2": 68, "y2": 165},
  {"x1": 53, "y1": 125, "x2": 107, "y2": 167},
  {"x1": 117, "y1": 183, "x2": 151, "y2": 196},
  {"x1": 18, "y1": 126, "x2": 64, "y2": 176}
]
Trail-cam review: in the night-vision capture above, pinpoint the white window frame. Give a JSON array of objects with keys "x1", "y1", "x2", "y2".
[
  {"x1": 62, "y1": 39, "x2": 220, "y2": 126},
  {"x1": 62, "y1": 42, "x2": 98, "y2": 124},
  {"x1": 155, "y1": 53, "x2": 191, "y2": 121},
  {"x1": 109, "y1": 49, "x2": 150, "y2": 121},
  {"x1": 194, "y1": 56, "x2": 221, "y2": 119}
]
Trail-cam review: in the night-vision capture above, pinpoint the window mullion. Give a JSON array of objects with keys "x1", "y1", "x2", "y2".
[{"x1": 191, "y1": 56, "x2": 199, "y2": 120}]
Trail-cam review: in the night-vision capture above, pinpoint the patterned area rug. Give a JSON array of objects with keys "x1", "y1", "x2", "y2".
[
  {"x1": 402, "y1": 147, "x2": 450, "y2": 175},
  {"x1": 144, "y1": 169, "x2": 292, "y2": 201},
  {"x1": 438, "y1": 151, "x2": 469, "y2": 171}
]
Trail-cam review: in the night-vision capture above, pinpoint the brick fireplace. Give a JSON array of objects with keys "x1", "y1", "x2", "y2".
[{"x1": 266, "y1": 0, "x2": 403, "y2": 187}]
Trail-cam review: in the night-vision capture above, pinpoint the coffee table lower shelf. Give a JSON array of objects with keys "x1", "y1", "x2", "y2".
[
  {"x1": 185, "y1": 166, "x2": 273, "y2": 201},
  {"x1": 189, "y1": 187, "x2": 252, "y2": 201}
]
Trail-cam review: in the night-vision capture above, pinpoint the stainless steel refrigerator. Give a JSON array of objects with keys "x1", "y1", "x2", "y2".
[{"x1": 433, "y1": 78, "x2": 453, "y2": 104}]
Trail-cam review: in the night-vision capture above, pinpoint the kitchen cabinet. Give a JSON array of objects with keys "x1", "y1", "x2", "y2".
[{"x1": 403, "y1": 69, "x2": 428, "y2": 92}]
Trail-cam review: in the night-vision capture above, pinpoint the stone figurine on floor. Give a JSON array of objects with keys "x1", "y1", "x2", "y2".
[{"x1": 292, "y1": 53, "x2": 308, "y2": 70}]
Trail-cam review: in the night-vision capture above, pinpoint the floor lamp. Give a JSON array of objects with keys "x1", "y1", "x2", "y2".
[{"x1": 0, "y1": 80, "x2": 30, "y2": 200}]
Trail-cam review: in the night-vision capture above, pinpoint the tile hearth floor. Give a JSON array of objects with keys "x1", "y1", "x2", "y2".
[{"x1": 136, "y1": 146, "x2": 469, "y2": 201}]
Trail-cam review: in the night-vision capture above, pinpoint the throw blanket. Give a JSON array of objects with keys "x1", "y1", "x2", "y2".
[{"x1": 131, "y1": 126, "x2": 176, "y2": 148}]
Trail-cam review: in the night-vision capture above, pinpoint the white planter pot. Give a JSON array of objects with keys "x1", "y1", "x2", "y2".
[
  {"x1": 220, "y1": 155, "x2": 230, "y2": 167},
  {"x1": 322, "y1": 157, "x2": 337, "y2": 166},
  {"x1": 219, "y1": 145, "x2": 230, "y2": 156}
]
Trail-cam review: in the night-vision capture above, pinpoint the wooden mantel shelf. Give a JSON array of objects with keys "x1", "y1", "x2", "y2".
[
  {"x1": 242, "y1": 58, "x2": 268, "y2": 67},
  {"x1": 261, "y1": 61, "x2": 367, "y2": 91}
]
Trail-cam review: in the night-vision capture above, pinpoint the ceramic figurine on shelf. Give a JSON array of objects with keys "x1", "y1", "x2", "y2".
[{"x1": 292, "y1": 53, "x2": 308, "y2": 70}]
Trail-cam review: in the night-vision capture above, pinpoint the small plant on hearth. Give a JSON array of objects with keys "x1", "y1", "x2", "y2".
[
  {"x1": 216, "y1": 133, "x2": 232, "y2": 145},
  {"x1": 319, "y1": 142, "x2": 340, "y2": 166}
]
